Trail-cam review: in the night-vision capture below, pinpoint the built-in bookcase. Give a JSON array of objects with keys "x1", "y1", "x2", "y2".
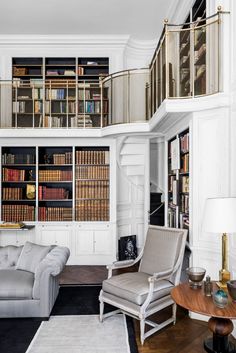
[
  {"x1": 1, "y1": 146, "x2": 110, "y2": 222},
  {"x1": 12, "y1": 57, "x2": 109, "y2": 128},
  {"x1": 75, "y1": 147, "x2": 110, "y2": 222},
  {"x1": 38, "y1": 147, "x2": 73, "y2": 222},
  {"x1": 167, "y1": 129, "x2": 189, "y2": 229},
  {"x1": 1, "y1": 147, "x2": 36, "y2": 222}
]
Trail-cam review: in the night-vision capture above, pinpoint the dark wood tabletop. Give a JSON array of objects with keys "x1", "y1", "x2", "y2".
[{"x1": 171, "y1": 282, "x2": 236, "y2": 319}]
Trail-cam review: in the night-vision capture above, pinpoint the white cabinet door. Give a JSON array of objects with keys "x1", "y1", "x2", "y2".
[
  {"x1": 94, "y1": 230, "x2": 112, "y2": 255},
  {"x1": 76, "y1": 230, "x2": 94, "y2": 255},
  {"x1": 38, "y1": 225, "x2": 71, "y2": 248},
  {"x1": 0, "y1": 230, "x2": 34, "y2": 246}
]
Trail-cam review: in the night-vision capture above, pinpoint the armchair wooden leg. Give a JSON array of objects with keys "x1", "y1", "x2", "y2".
[
  {"x1": 140, "y1": 318, "x2": 145, "y2": 345},
  {"x1": 172, "y1": 303, "x2": 177, "y2": 325},
  {"x1": 99, "y1": 301, "x2": 104, "y2": 322}
]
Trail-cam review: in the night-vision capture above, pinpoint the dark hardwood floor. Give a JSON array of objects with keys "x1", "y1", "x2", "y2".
[{"x1": 59, "y1": 265, "x2": 235, "y2": 353}]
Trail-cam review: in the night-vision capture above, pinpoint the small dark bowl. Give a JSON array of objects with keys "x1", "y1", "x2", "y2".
[
  {"x1": 186, "y1": 267, "x2": 206, "y2": 283},
  {"x1": 227, "y1": 280, "x2": 236, "y2": 302}
]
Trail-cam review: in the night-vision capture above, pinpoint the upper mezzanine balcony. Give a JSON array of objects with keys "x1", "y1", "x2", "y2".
[{"x1": 0, "y1": 11, "x2": 227, "y2": 134}]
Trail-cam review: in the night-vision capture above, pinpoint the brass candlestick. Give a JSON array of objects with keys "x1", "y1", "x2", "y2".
[{"x1": 218, "y1": 233, "x2": 230, "y2": 288}]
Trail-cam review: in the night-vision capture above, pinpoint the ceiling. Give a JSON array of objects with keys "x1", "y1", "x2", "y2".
[{"x1": 0, "y1": 0, "x2": 176, "y2": 40}]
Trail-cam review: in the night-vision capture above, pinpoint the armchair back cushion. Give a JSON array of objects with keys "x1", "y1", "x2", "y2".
[
  {"x1": 16, "y1": 241, "x2": 52, "y2": 274},
  {"x1": 139, "y1": 227, "x2": 184, "y2": 275},
  {"x1": 0, "y1": 245, "x2": 23, "y2": 269}
]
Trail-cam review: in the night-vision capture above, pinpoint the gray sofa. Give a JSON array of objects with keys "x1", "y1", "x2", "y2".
[{"x1": 0, "y1": 241, "x2": 70, "y2": 318}]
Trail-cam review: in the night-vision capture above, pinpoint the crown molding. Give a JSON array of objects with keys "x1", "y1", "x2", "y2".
[
  {"x1": 0, "y1": 34, "x2": 130, "y2": 48},
  {"x1": 167, "y1": 0, "x2": 194, "y2": 24},
  {"x1": 125, "y1": 37, "x2": 157, "y2": 57}
]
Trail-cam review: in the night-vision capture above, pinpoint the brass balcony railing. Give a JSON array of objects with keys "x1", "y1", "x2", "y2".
[
  {"x1": 147, "y1": 11, "x2": 225, "y2": 118},
  {"x1": 0, "y1": 11, "x2": 226, "y2": 129}
]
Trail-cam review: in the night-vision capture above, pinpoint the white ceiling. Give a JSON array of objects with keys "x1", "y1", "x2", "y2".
[{"x1": 0, "y1": 0, "x2": 176, "y2": 40}]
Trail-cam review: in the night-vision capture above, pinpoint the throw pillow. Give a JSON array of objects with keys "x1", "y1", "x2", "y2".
[{"x1": 16, "y1": 242, "x2": 52, "y2": 273}]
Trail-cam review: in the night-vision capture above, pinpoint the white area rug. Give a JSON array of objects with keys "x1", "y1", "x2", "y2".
[{"x1": 26, "y1": 314, "x2": 131, "y2": 353}]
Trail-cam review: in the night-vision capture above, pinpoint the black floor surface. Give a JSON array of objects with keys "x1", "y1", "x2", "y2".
[{"x1": 0, "y1": 285, "x2": 138, "y2": 353}]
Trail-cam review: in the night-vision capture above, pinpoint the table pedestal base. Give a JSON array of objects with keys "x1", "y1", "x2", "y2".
[{"x1": 204, "y1": 317, "x2": 236, "y2": 353}]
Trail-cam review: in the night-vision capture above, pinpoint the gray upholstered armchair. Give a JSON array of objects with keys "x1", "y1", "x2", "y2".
[{"x1": 99, "y1": 225, "x2": 188, "y2": 344}]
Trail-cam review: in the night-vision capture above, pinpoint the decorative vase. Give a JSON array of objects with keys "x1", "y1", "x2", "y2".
[
  {"x1": 227, "y1": 280, "x2": 236, "y2": 302},
  {"x1": 213, "y1": 289, "x2": 228, "y2": 308}
]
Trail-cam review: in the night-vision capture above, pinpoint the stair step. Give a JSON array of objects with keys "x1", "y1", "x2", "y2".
[
  {"x1": 120, "y1": 154, "x2": 144, "y2": 166},
  {"x1": 120, "y1": 144, "x2": 145, "y2": 155},
  {"x1": 126, "y1": 165, "x2": 144, "y2": 176}
]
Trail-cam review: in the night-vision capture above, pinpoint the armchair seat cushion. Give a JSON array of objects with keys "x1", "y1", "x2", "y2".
[
  {"x1": 0, "y1": 269, "x2": 34, "y2": 299},
  {"x1": 103, "y1": 272, "x2": 174, "y2": 305}
]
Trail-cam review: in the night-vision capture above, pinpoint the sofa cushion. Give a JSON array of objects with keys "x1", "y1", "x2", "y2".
[
  {"x1": 16, "y1": 242, "x2": 52, "y2": 274},
  {"x1": 0, "y1": 245, "x2": 23, "y2": 269},
  {"x1": 0, "y1": 269, "x2": 34, "y2": 299},
  {"x1": 102, "y1": 272, "x2": 174, "y2": 306}
]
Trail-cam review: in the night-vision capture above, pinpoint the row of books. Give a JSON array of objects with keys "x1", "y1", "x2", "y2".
[
  {"x1": 46, "y1": 89, "x2": 65, "y2": 100},
  {"x1": 78, "y1": 90, "x2": 101, "y2": 100},
  {"x1": 3, "y1": 168, "x2": 26, "y2": 182},
  {"x1": 79, "y1": 101, "x2": 108, "y2": 114},
  {"x1": 194, "y1": 43, "x2": 206, "y2": 64},
  {"x1": 39, "y1": 116, "x2": 65, "y2": 128},
  {"x1": 75, "y1": 181, "x2": 109, "y2": 199},
  {"x1": 181, "y1": 175, "x2": 189, "y2": 193},
  {"x1": 2, "y1": 153, "x2": 35, "y2": 165},
  {"x1": 180, "y1": 154, "x2": 189, "y2": 173},
  {"x1": 2, "y1": 204, "x2": 35, "y2": 222},
  {"x1": 168, "y1": 208, "x2": 177, "y2": 228},
  {"x1": 179, "y1": 212, "x2": 189, "y2": 229},
  {"x1": 13, "y1": 101, "x2": 28, "y2": 113},
  {"x1": 75, "y1": 165, "x2": 109, "y2": 179},
  {"x1": 70, "y1": 115, "x2": 93, "y2": 128},
  {"x1": 45, "y1": 101, "x2": 76, "y2": 114},
  {"x1": 2, "y1": 187, "x2": 23, "y2": 200},
  {"x1": 33, "y1": 88, "x2": 43, "y2": 100},
  {"x1": 168, "y1": 175, "x2": 176, "y2": 193},
  {"x1": 51, "y1": 152, "x2": 72, "y2": 165},
  {"x1": 38, "y1": 170, "x2": 72, "y2": 182},
  {"x1": 180, "y1": 133, "x2": 189, "y2": 153},
  {"x1": 38, "y1": 207, "x2": 72, "y2": 221},
  {"x1": 35, "y1": 101, "x2": 43, "y2": 113},
  {"x1": 75, "y1": 150, "x2": 109, "y2": 165},
  {"x1": 46, "y1": 70, "x2": 75, "y2": 76},
  {"x1": 180, "y1": 194, "x2": 189, "y2": 214},
  {"x1": 38, "y1": 186, "x2": 70, "y2": 200},
  {"x1": 75, "y1": 200, "x2": 109, "y2": 221}
]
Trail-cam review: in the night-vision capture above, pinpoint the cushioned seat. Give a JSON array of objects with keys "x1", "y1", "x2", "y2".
[
  {"x1": 103, "y1": 272, "x2": 173, "y2": 305},
  {"x1": 0, "y1": 269, "x2": 34, "y2": 299}
]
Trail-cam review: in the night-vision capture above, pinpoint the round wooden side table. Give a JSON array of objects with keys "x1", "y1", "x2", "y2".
[{"x1": 171, "y1": 282, "x2": 236, "y2": 353}]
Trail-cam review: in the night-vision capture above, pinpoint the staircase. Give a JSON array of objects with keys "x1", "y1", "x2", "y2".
[
  {"x1": 119, "y1": 137, "x2": 146, "y2": 187},
  {"x1": 149, "y1": 192, "x2": 164, "y2": 226}
]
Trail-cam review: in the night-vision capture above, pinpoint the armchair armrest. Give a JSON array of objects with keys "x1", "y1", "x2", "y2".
[
  {"x1": 149, "y1": 268, "x2": 174, "y2": 283},
  {"x1": 107, "y1": 259, "x2": 137, "y2": 278},
  {"x1": 33, "y1": 246, "x2": 70, "y2": 299}
]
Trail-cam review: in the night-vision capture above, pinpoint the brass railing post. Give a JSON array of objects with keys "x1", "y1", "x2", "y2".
[
  {"x1": 217, "y1": 6, "x2": 222, "y2": 93},
  {"x1": 164, "y1": 19, "x2": 169, "y2": 100}
]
